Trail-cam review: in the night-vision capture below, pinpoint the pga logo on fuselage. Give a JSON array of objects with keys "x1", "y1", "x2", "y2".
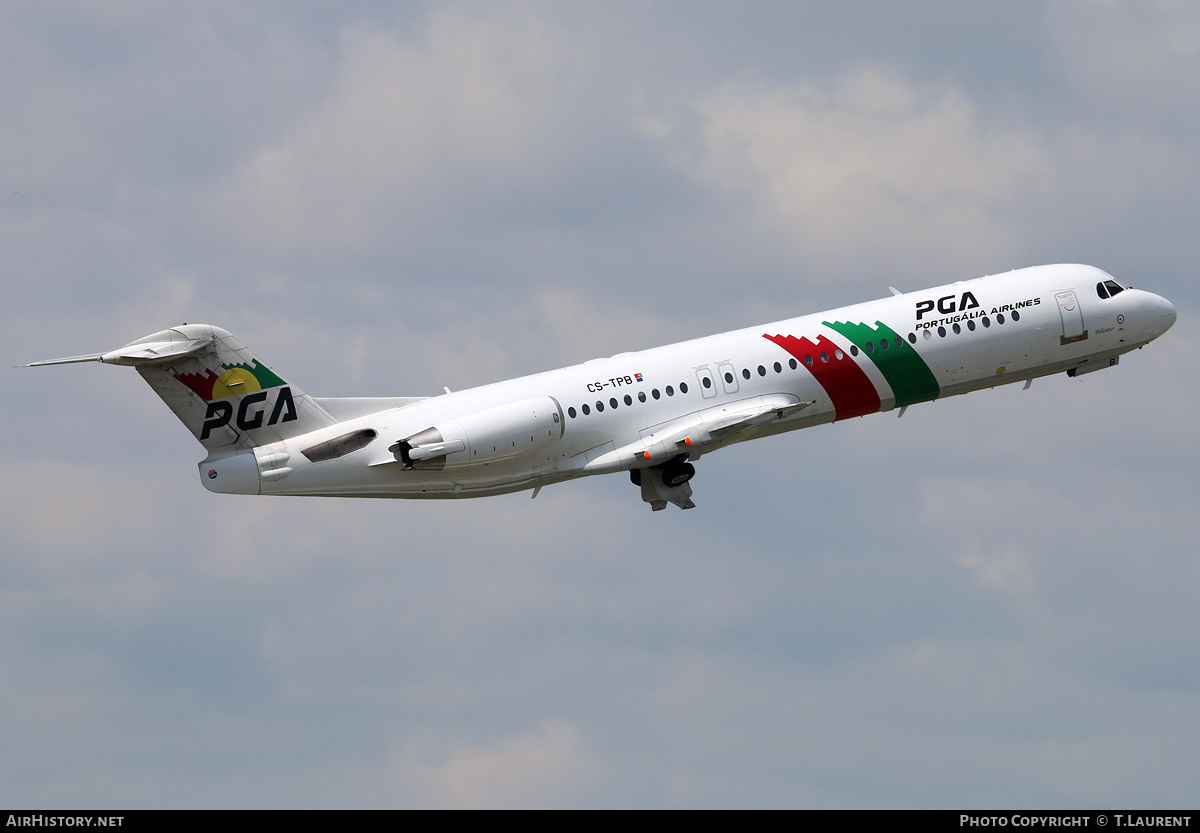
[
  {"x1": 915, "y1": 291, "x2": 980, "y2": 321},
  {"x1": 200, "y1": 387, "x2": 298, "y2": 440}
]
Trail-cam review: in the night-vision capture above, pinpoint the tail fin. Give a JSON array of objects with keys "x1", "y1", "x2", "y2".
[{"x1": 25, "y1": 324, "x2": 337, "y2": 454}]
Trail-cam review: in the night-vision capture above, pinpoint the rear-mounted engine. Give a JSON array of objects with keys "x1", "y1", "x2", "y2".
[{"x1": 389, "y1": 396, "x2": 563, "y2": 470}]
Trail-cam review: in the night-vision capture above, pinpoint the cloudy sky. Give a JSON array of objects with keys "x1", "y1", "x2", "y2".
[{"x1": 2, "y1": 1, "x2": 1198, "y2": 808}]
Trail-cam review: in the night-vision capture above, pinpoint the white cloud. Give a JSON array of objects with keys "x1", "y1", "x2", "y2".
[
  {"x1": 367, "y1": 719, "x2": 603, "y2": 808},
  {"x1": 649, "y1": 67, "x2": 1052, "y2": 276},
  {"x1": 1051, "y1": 1, "x2": 1200, "y2": 119},
  {"x1": 4, "y1": 2, "x2": 1200, "y2": 810},
  {"x1": 957, "y1": 548, "x2": 1036, "y2": 596},
  {"x1": 0, "y1": 460, "x2": 170, "y2": 566},
  {"x1": 208, "y1": 6, "x2": 586, "y2": 259}
]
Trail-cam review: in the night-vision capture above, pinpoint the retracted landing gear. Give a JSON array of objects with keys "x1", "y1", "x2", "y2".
[{"x1": 630, "y1": 457, "x2": 696, "y2": 511}]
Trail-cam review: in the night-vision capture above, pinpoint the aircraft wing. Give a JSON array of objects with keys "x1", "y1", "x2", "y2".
[
  {"x1": 573, "y1": 394, "x2": 814, "y2": 474},
  {"x1": 638, "y1": 394, "x2": 814, "y2": 462}
]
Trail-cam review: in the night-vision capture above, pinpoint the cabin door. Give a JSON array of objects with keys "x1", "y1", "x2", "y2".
[{"x1": 1055, "y1": 290, "x2": 1088, "y2": 344}]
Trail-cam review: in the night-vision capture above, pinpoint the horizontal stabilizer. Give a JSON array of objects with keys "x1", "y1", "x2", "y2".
[
  {"x1": 101, "y1": 337, "x2": 215, "y2": 366},
  {"x1": 21, "y1": 353, "x2": 106, "y2": 367},
  {"x1": 23, "y1": 337, "x2": 215, "y2": 368}
]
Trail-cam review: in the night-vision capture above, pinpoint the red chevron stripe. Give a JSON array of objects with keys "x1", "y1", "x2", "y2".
[
  {"x1": 764, "y1": 333, "x2": 881, "y2": 420},
  {"x1": 173, "y1": 368, "x2": 219, "y2": 401}
]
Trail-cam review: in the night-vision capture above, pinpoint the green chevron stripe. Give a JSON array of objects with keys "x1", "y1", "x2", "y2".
[
  {"x1": 823, "y1": 320, "x2": 940, "y2": 407},
  {"x1": 223, "y1": 359, "x2": 286, "y2": 389}
]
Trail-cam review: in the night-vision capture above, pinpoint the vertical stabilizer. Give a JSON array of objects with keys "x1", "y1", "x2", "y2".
[{"x1": 130, "y1": 325, "x2": 337, "y2": 453}]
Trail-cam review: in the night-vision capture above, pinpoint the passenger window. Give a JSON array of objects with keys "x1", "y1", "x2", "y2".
[
  {"x1": 638, "y1": 391, "x2": 646, "y2": 403},
  {"x1": 908, "y1": 333, "x2": 916, "y2": 343},
  {"x1": 742, "y1": 368, "x2": 751, "y2": 380},
  {"x1": 758, "y1": 365, "x2": 766, "y2": 376},
  {"x1": 982, "y1": 317, "x2": 990, "y2": 328},
  {"x1": 652, "y1": 389, "x2": 660, "y2": 400},
  {"x1": 582, "y1": 404, "x2": 590, "y2": 415},
  {"x1": 997, "y1": 314, "x2": 1005, "y2": 324},
  {"x1": 666, "y1": 385, "x2": 674, "y2": 396},
  {"x1": 953, "y1": 323, "x2": 961, "y2": 334},
  {"x1": 819, "y1": 351, "x2": 829, "y2": 363},
  {"x1": 789, "y1": 358, "x2": 797, "y2": 370},
  {"x1": 880, "y1": 339, "x2": 889, "y2": 350},
  {"x1": 1012, "y1": 310, "x2": 1021, "y2": 322},
  {"x1": 774, "y1": 362, "x2": 782, "y2": 373},
  {"x1": 702, "y1": 376, "x2": 712, "y2": 388},
  {"x1": 850, "y1": 345, "x2": 859, "y2": 356},
  {"x1": 680, "y1": 382, "x2": 689, "y2": 394},
  {"x1": 804, "y1": 355, "x2": 814, "y2": 367},
  {"x1": 967, "y1": 320, "x2": 975, "y2": 331},
  {"x1": 834, "y1": 349, "x2": 843, "y2": 360},
  {"x1": 938, "y1": 326, "x2": 946, "y2": 337},
  {"x1": 865, "y1": 342, "x2": 874, "y2": 354},
  {"x1": 596, "y1": 401, "x2": 604, "y2": 412},
  {"x1": 568, "y1": 407, "x2": 577, "y2": 418},
  {"x1": 724, "y1": 372, "x2": 734, "y2": 384}
]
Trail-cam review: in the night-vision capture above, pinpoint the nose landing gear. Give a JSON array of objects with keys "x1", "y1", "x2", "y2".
[{"x1": 630, "y1": 457, "x2": 696, "y2": 511}]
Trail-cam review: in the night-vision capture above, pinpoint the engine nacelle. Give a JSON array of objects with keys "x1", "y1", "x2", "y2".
[{"x1": 392, "y1": 396, "x2": 564, "y2": 470}]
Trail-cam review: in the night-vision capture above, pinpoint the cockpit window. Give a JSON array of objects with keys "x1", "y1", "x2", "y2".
[
  {"x1": 1103, "y1": 279, "x2": 1125, "y2": 297},
  {"x1": 1096, "y1": 282, "x2": 1109, "y2": 299}
]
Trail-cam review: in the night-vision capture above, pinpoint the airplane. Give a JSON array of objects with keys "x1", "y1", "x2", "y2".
[{"x1": 23, "y1": 263, "x2": 1176, "y2": 511}]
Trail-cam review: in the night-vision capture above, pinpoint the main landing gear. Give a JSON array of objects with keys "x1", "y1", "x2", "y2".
[{"x1": 630, "y1": 456, "x2": 696, "y2": 511}]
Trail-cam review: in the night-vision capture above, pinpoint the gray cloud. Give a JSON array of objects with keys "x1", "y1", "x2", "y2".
[{"x1": 2, "y1": 0, "x2": 1198, "y2": 808}]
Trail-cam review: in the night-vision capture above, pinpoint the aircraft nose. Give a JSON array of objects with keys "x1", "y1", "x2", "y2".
[
  {"x1": 1128, "y1": 289, "x2": 1177, "y2": 341},
  {"x1": 1155, "y1": 294, "x2": 1177, "y2": 333}
]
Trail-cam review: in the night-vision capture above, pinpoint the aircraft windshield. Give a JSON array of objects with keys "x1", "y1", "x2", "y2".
[{"x1": 1096, "y1": 279, "x2": 1126, "y2": 299}]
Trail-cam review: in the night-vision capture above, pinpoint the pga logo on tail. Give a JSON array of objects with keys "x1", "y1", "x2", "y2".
[
  {"x1": 173, "y1": 359, "x2": 298, "y2": 439},
  {"x1": 200, "y1": 387, "x2": 297, "y2": 439}
]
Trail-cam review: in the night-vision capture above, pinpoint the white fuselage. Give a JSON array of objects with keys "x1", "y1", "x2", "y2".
[{"x1": 204, "y1": 264, "x2": 1175, "y2": 501}]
